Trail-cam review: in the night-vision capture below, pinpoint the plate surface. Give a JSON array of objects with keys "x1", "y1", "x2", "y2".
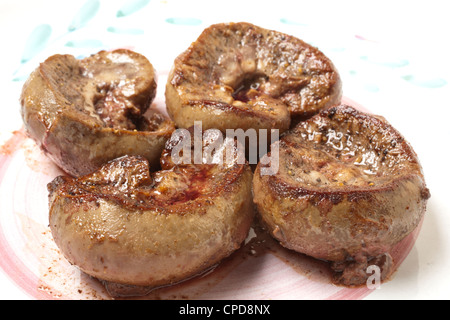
[
  {"x1": 0, "y1": 95, "x2": 421, "y2": 300},
  {"x1": 0, "y1": 0, "x2": 449, "y2": 300}
]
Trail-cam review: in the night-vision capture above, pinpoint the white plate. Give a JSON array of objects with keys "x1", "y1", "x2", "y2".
[{"x1": 0, "y1": 0, "x2": 449, "y2": 300}]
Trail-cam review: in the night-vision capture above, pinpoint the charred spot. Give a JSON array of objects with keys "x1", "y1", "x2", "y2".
[
  {"x1": 347, "y1": 191, "x2": 372, "y2": 202},
  {"x1": 327, "y1": 106, "x2": 337, "y2": 119},
  {"x1": 328, "y1": 193, "x2": 344, "y2": 205},
  {"x1": 421, "y1": 187, "x2": 431, "y2": 200},
  {"x1": 331, "y1": 253, "x2": 393, "y2": 287}
]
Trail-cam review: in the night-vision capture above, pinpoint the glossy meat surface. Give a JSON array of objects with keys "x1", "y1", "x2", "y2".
[
  {"x1": 20, "y1": 49, "x2": 174, "y2": 177},
  {"x1": 166, "y1": 22, "x2": 342, "y2": 134},
  {"x1": 253, "y1": 105, "x2": 430, "y2": 286},
  {"x1": 48, "y1": 130, "x2": 254, "y2": 289}
]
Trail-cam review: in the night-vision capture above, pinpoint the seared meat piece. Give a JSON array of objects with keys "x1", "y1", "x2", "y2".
[
  {"x1": 20, "y1": 49, "x2": 175, "y2": 177},
  {"x1": 48, "y1": 129, "x2": 254, "y2": 289},
  {"x1": 166, "y1": 22, "x2": 342, "y2": 134},
  {"x1": 252, "y1": 104, "x2": 430, "y2": 286}
]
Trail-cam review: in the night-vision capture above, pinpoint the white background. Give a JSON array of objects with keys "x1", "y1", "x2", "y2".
[{"x1": 0, "y1": 0, "x2": 449, "y2": 299}]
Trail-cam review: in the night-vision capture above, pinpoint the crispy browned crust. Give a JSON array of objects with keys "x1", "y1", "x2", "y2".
[
  {"x1": 253, "y1": 104, "x2": 429, "y2": 285},
  {"x1": 165, "y1": 22, "x2": 342, "y2": 134},
  {"x1": 48, "y1": 154, "x2": 247, "y2": 215},
  {"x1": 20, "y1": 49, "x2": 175, "y2": 177},
  {"x1": 48, "y1": 131, "x2": 254, "y2": 287}
]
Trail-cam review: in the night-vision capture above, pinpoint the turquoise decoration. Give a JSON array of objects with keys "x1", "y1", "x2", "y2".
[
  {"x1": 65, "y1": 39, "x2": 103, "y2": 48},
  {"x1": 401, "y1": 75, "x2": 447, "y2": 88},
  {"x1": 68, "y1": 0, "x2": 100, "y2": 31},
  {"x1": 165, "y1": 17, "x2": 202, "y2": 26},
  {"x1": 364, "y1": 83, "x2": 380, "y2": 92},
  {"x1": 279, "y1": 18, "x2": 307, "y2": 26},
  {"x1": 13, "y1": 2, "x2": 446, "y2": 93},
  {"x1": 116, "y1": 0, "x2": 150, "y2": 17},
  {"x1": 360, "y1": 55, "x2": 409, "y2": 68},
  {"x1": 107, "y1": 26, "x2": 145, "y2": 35},
  {"x1": 20, "y1": 24, "x2": 52, "y2": 63},
  {"x1": 12, "y1": 74, "x2": 29, "y2": 82}
]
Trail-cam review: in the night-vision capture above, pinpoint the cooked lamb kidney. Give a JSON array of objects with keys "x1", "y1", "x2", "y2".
[
  {"x1": 166, "y1": 22, "x2": 342, "y2": 135},
  {"x1": 48, "y1": 129, "x2": 254, "y2": 291},
  {"x1": 252, "y1": 104, "x2": 430, "y2": 286},
  {"x1": 20, "y1": 49, "x2": 175, "y2": 177}
]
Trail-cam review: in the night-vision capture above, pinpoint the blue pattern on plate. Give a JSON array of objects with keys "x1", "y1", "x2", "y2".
[
  {"x1": 68, "y1": 0, "x2": 100, "y2": 32},
  {"x1": 165, "y1": 17, "x2": 202, "y2": 26},
  {"x1": 279, "y1": 18, "x2": 307, "y2": 26},
  {"x1": 402, "y1": 75, "x2": 447, "y2": 88},
  {"x1": 20, "y1": 24, "x2": 52, "y2": 64},
  {"x1": 107, "y1": 26, "x2": 145, "y2": 35},
  {"x1": 116, "y1": 0, "x2": 151, "y2": 17},
  {"x1": 65, "y1": 39, "x2": 104, "y2": 48},
  {"x1": 360, "y1": 55, "x2": 409, "y2": 68},
  {"x1": 11, "y1": 1, "x2": 448, "y2": 90}
]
